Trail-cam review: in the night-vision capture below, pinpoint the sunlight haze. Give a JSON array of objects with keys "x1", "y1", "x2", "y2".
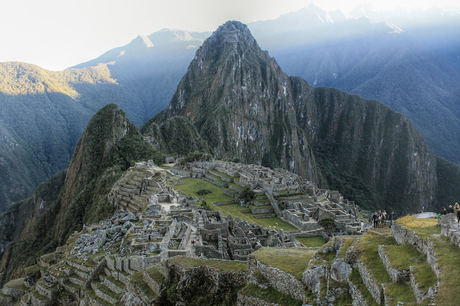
[{"x1": 0, "y1": 0, "x2": 458, "y2": 70}]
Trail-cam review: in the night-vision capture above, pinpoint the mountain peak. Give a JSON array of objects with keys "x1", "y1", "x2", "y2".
[{"x1": 209, "y1": 20, "x2": 257, "y2": 47}]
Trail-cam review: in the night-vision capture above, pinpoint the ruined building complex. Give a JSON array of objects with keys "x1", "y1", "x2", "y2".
[{"x1": 0, "y1": 160, "x2": 373, "y2": 305}]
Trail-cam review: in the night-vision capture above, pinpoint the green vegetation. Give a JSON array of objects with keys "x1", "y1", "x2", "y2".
[
  {"x1": 172, "y1": 177, "x2": 297, "y2": 231},
  {"x1": 85, "y1": 287, "x2": 112, "y2": 306},
  {"x1": 129, "y1": 271, "x2": 158, "y2": 300},
  {"x1": 167, "y1": 256, "x2": 247, "y2": 272},
  {"x1": 352, "y1": 232, "x2": 397, "y2": 284},
  {"x1": 4, "y1": 278, "x2": 27, "y2": 291},
  {"x1": 318, "y1": 218, "x2": 336, "y2": 234},
  {"x1": 145, "y1": 265, "x2": 168, "y2": 285},
  {"x1": 295, "y1": 236, "x2": 327, "y2": 247},
  {"x1": 431, "y1": 235, "x2": 460, "y2": 306},
  {"x1": 336, "y1": 236, "x2": 358, "y2": 259},
  {"x1": 384, "y1": 283, "x2": 417, "y2": 305},
  {"x1": 349, "y1": 269, "x2": 379, "y2": 306},
  {"x1": 310, "y1": 240, "x2": 335, "y2": 266},
  {"x1": 240, "y1": 283, "x2": 303, "y2": 306},
  {"x1": 240, "y1": 187, "x2": 256, "y2": 204},
  {"x1": 395, "y1": 216, "x2": 441, "y2": 239},
  {"x1": 382, "y1": 244, "x2": 437, "y2": 292},
  {"x1": 250, "y1": 247, "x2": 315, "y2": 280}
]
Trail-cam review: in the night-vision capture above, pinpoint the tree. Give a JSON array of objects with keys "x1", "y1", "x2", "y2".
[
  {"x1": 240, "y1": 187, "x2": 255, "y2": 204},
  {"x1": 318, "y1": 218, "x2": 336, "y2": 234}
]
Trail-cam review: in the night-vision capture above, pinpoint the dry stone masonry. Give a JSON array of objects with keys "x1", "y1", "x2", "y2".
[{"x1": 0, "y1": 160, "x2": 452, "y2": 305}]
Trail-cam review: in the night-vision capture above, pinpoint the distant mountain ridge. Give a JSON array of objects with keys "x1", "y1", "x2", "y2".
[
  {"x1": 1, "y1": 20, "x2": 460, "y2": 288},
  {"x1": 150, "y1": 21, "x2": 459, "y2": 215},
  {"x1": 1, "y1": 4, "x2": 459, "y2": 214},
  {"x1": 249, "y1": 4, "x2": 460, "y2": 163}
]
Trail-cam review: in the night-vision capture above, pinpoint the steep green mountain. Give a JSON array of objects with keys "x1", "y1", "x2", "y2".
[
  {"x1": 0, "y1": 30, "x2": 209, "y2": 214},
  {"x1": 151, "y1": 20, "x2": 459, "y2": 214},
  {"x1": 0, "y1": 62, "x2": 115, "y2": 213},
  {"x1": 0, "y1": 104, "x2": 157, "y2": 284},
  {"x1": 248, "y1": 4, "x2": 460, "y2": 163}
]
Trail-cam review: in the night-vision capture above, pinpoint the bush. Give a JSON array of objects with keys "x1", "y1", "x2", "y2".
[{"x1": 318, "y1": 218, "x2": 336, "y2": 234}]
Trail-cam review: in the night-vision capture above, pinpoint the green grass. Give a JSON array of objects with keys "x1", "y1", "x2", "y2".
[
  {"x1": 173, "y1": 178, "x2": 297, "y2": 231},
  {"x1": 85, "y1": 287, "x2": 112, "y2": 306},
  {"x1": 310, "y1": 241, "x2": 335, "y2": 266},
  {"x1": 296, "y1": 236, "x2": 326, "y2": 247},
  {"x1": 240, "y1": 284, "x2": 303, "y2": 306},
  {"x1": 4, "y1": 278, "x2": 27, "y2": 291},
  {"x1": 430, "y1": 235, "x2": 460, "y2": 306},
  {"x1": 167, "y1": 256, "x2": 247, "y2": 272},
  {"x1": 251, "y1": 247, "x2": 316, "y2": 280},
  {"x1": 31, "y1": 288, "x2": 49, "y2": 301},
  {"x1": 381, "y1": 244, "x2": 437, "y2": 292},
  {"x1": 395, "y1": 216, "x2": 441, "y2": 239},
  {"x1": 353, "y1": 232, "x2": 397, "y2": 284},
  {"x1": 172, "y1": 178, "x2": 234, "y2": 203},
  {"x1": 129, "y1": 272, "x2": 158, "y2": 300},
  {"x1": 211, "y1": 169, "x2": 233, "y2": 179},
  {"x1": 349, "y1": 269, "x2": 379, "y2": 306},
  {"x1": 384, "y1": 283, "x2": 416, "y2": 306},
  {"x1": 101, "y1": 273, "x2": 125, "y2": 289},
  {"x1": 337, "y1": 236, "x2": 358, "y2": 259},
  {"x1": 93, "y1": 280, "x2": 119, "y2": 299},
  {"x1": 145, "y1": 266, "x2": 168, "y2": 285}
]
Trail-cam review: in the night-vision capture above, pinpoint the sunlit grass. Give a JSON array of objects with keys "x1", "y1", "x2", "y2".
[
  {"x1": 250, "y1": 247, "x2": 316, "y2": 280},
  {"x1": 395, "y1": 216, "x2": 440, "y2": 239}
]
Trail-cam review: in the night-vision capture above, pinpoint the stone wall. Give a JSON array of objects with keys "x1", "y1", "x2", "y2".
[
  {"x1": 169, "y1": 168, "x2": 191, "y2": 178},
  {"x1": 203, "y1": 177, "x2": 228, "y2": 189},
  {"x1": 391, "y1": 223, "x2": 440, "y2": 278},
  {"x1": 250, "y1": 207, "x2": 273, "y2": 214},
  {"x1": 391, "y1": 223, "x2": 429, "y2": 253},
  {"x1": 302, "y1": 265, "x2": 326, "y2": 294},
  {"x1": 178, "y1": 225, "x2": 192, "y2": 250},
  {"x1": 354, "y1": 259, "x2": 383, "y2": 305},
  {"x1": 378, "y1": 245, "x2": 409, "y2": 283},
  {"x1": 143, "y1": 270, "x2": 163, "y2": 296},
  {"x1": 247, "y1": 258, "x2": 305, "y2": 301},
  {"x1": 228, "y1": 184, "x2": 243, "y2": 194},
  {"x1": 0, "y1": 294, "x2": 12, "y2": 306},
  {"x1": 161, "y1": 219, "x2": 178, "y2": 246},
  {"x1": 213, "y1": 200, "x2": 237, "y2": 206},
  {"x1": 347, "y1": 278, "x2": 368, "y2": 306},
  {"x1": 236, "y1": 292, "x2": 279, "y2": 306},
  {"x1": 225, "y1": 190, "x2": 238, "y2": 198},
  {"x1": 410, "y1": 266, "x2": 435, "y2": 304}
]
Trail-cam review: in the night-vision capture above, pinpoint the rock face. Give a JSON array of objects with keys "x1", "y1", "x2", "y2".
[{"x1": 151, "y1": 20, "x2": 446, "y2": 214}]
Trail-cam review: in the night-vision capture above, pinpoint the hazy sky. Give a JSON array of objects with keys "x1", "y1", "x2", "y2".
[{"x1": 1, "y1": 0, "x2": 457, "y2": 71}]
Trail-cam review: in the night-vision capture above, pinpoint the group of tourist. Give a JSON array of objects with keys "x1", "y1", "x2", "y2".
[
  {"x1": 372, "y1": 210, "x2": 395, "y2": 229},
  {"x1": 439, "y1": 202, "x2": 460, "y2": 224}
]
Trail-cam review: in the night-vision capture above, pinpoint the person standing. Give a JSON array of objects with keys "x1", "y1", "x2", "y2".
[
  {"x1": 457, "y1": 209, "x2": 460, "y2": 226},
  {"x1": 389, "y1": 211, "x2": 394, "y2": 229},
  {"x1": 447, "y1": 205, "x2": 454, "y2": 214},
  {"x1": 372, "y1": 212, "x2": 378, "y2": 228}
]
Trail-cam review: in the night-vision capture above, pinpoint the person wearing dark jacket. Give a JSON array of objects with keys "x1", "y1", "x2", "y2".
[
  {"x1": 440, "y1": 207, "x2": 447, "y2": 215},
  {"x1": 372, "y1": 212, "x2": 379, "y2": 228},
  {"x1": 389, "y1": 212, "x2": 394, "y2": 229},
  {"x1": 457, "y1": 209, "x2": 460, "y2": 225},
  {"x1": 447, "y1": 205, "x2": 454, "y2": 214}
]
